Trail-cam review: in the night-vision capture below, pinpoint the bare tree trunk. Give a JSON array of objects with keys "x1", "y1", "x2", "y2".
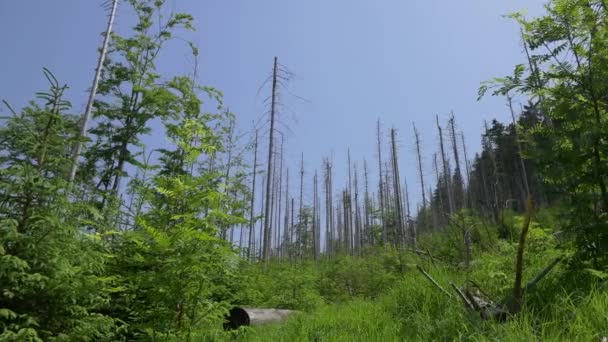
[
  {"x1": 69, "y1": 0, "x2": 118, "y2": 182},
  {"x1": 437, "y1": 115, "x2": 455, "y2": 214},
  {"x1": 404, "y1": 177, "x2": 415, "y2": 247},
  {"x1": 507, "y1": 96, "x2": 531, "y2": 198},
  {"x1": 342, "y1": 190, "x2": 351, "y2": 254},
  {"x1": 354, "y1": 163, "x2": 361, "y2": 254},
  {"x1": 283, "y1": 168, "x2": 290, "y2": 256},
  {"x1": 324, "y1": 159, "x2": 333, "y2": 255},
  {"x1": 275, "y1": 135, "x2": 284, "y2": 257},
  {"x1": 336, "y1": 201, "x2": 343, "y2": 253},
  {"x1": 258, "y1": 174, "x2": 266, "y2": 261},
  {"x1": 347, "y1": 150, "x2": 354, "y2": 253},
  {"x1": 262, "y1": 57, "x2": 278, "y2": 263},
  {"x1": 298, "y1": 152, "x2": 304, "y2": 258},
  {"x1": 449, "y1": 113, "x2": 464, "y2": 209},
  {"x1": 383, "y1": 163, "x2": 394, "y2": 246},
  {"x1": 269, "y1": 146, "x2": 277, "y2": 254},
  {"x1": 413, "y1": 123, "x2": 427, "y2": 210},
  {"x1": 460, "y1": 132, "x2": 473, "y2": 209},
  {"x1": 433, "y1": 153, "x2": 445, "y2": 225},
  {"x1": 363, "y1": 159, "x2": 371, "y2": 247},
  {"x1": 290, "y1": 197, "x2": 295, "y2": 261},
  {"x1": 390, "y1": 128, "x2": 405, "y2": 248},
  {"x1": 313, "y1": 171, "x2": 318, "y2": 260},
  {"x1": 377, "y1": 120, "x2": 387, "y2": 246},
  {"x1": 484, "y1": 120, "x2": 501, "y2": 222}
]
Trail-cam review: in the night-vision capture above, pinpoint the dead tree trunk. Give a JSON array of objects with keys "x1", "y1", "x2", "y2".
[
  {"x1": 390, "y1": 128, "x2": 405, "y2": 247},
  {"x1": 258, "y1": 174, "x2": 266, "y2": 260},
  {"x1": 354, "y1": 163, "x2": 362, "y2": 254},
  {"x1": 433, "y1": 153, "x2": 445, "y2": 224},
  {"x1": 298, "y1": 152, "x2": 304, "y2": 258},
  {"x1": 247, "y1": 130, "x2": 259, "y2": 260},
  {"x1": 404, "y1": 177, "x2": 415, "y2": 247},
  {"x1": 313, "y1": 171, "x2": 319, "y2": 260},
  {"x1": 347, "y1": 150, "x2": 354, "y2": 253},
  {"x1": 324, "y1": 159, "x2": 333, "y2": 255},
  {"x1": 69, "y1": 0, "x2": 118, "y2": 182},
  {"x1": 377, "y1": 120, "x2": 387, "y2": 246},
  {"x1": 413, "y1": 123, "x2": 427, "y2": 211},
  {"x1": 363, "y1": 159, "x2": 371, "y2": 247},
  {"x1": 262, "y1": 57, "x2": 278, "y2": 263},
  {"x1": 507, "y1": 96, "x2": 531, "y2": 199},
  {"x1": 275, "y1": 135, "x2": 284, "y2": 257},
  {"x1": 460, "y1": 132, "x2": 473, "y2": 208},
  {"x1": 283, "y1": 168, "x2": 290, "y2": 256},
  {"x1": 449, "y1": 113, "x2": 464, "y2": 209},
  {"x1": 437, "y1": 115, "x2": 455, "y2": 214},
  {"x1": 484, "y1": 120, "x2": 501, "y2": 223}
]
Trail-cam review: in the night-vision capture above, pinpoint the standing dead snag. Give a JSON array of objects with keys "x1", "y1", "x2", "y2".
[
  {"x1": 283, "y1": 168, "x2": 290, "y2": 256},
  {"x1": 390, "y1": 128, "x2": 405, "y2": 247},
  {"x1": 413, "y1": 123, "x2": 427, "y2": 211},
  {"x1": 262, "y1": 57, "x2": 279, "y2": 263},
  {"x1": 460, "y1": 131, "x2": 473, "y2": 208},
  {"x1": 69, "y1": 0, "x2": 119, "y2": 183},
  {"x1": 247, "y1": 130, "x2": 259, "y2": 260},
  {"x1": 449, "y1": 113, "x2": 464, "y2": 209},
  {"x1": 377, "y1": 120, "x2": 387, "y2": 246},
  {"x1": 313, "y1": 171, "x2": 319, "y2": 260},
  {"x1": 324, "y1": 159, "x2": 334, "y2": 255},
  {"x1": 437, "y1": 115, "x2": 455, "y2": 215},
  {"x1": 507, "y1": 95, "x2": 531, "y2": 199}
]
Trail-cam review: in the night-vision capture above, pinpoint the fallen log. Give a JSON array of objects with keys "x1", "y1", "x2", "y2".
[{"x1": 224, "y1": 307, "x2": 297, "y2": 330}]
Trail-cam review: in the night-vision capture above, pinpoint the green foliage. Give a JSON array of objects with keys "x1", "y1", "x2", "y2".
[
  {"x1": 0, "y1": 72, "x2": 119, "y2": 341},
  {"x1": 1, "y1": 1, "x2": 246, "y2": 340},
  {"x1": 481, "y1": 0, "x2": 608, "y2": 267}
]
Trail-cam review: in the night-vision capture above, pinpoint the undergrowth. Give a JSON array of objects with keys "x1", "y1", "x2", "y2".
[{"x1": 209, "y1": 209, "x2": 608, "y2": 341}]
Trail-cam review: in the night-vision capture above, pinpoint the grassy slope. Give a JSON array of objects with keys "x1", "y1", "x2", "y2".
[{"x1": 206, "y1": 210, "x2": 608, "y2": 341}]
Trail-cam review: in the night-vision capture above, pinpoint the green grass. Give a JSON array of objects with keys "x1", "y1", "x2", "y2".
[
  {"x1": 237, "y1": 281, "x2": 608, "y2": 341},
  {"x1": 198, "y1": 210, "x2": 608, "y2": 341}
]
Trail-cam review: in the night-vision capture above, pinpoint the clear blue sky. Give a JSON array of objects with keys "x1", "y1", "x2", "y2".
[{"x1": 0, "y1": 0, "x2": 546, "y2": 209}]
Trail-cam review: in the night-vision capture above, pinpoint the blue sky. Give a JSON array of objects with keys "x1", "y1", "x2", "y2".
[{"x1": 0, "y1": 0, "x2": 546, "y2": 209}]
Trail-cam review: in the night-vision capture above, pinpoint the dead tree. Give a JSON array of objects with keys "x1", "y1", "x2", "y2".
[
  {"x1": 460, "y1": 132, "x2": 473, "y2": 208},
  {"x1": 437, "y1": 115, "x2": 455, "y2": 214},
  {"x1": 69, "y1": 0, "x2": 119, "y2": 182},
  {"x1": 404, "y1": 177, "x2": 415, "y2": 247},
  {"x1": 247, "y1": 130, "x2": 259, "y2": 260},
  {"x1": 268, "y1": 143, "x2": 278, "y2": 254},
  {"x1": 507, "y1": 96, "x2": 531, "y2": 199},
  {"x1": 449, "y1": 113, "x2": 464, "y2": 209},
  {"x1": 347, "y1": 150, "x2": 354, "y2": 252},
  {"x1": 432, "y1": 153, "x2": 444, "y2": 218},
  {"x1": 354, "y1": 162, "x2": 362, "y2": 253},
  {"x1": 377, "y1": 120, "x2": 387, "y2": 245},
  {"x1": 313, "y1": 171, "x2": 319, "y2": 260},
  {"x1": 275, "y1": 134, "x2": 284, "y2": 256},
  {"x1": 283, "y1": 168, "x2": 290, "y2": 255},
  {"x1": 262, "y1": 57, "x2": 279, "y2": 263},
  {"x1": 390, "y1": 128, "x2": 405, "y2": 247},
  {"x1": 484, "y1": 120, "x2": 501, "y2": 222},
  {"x1": 363, "y1": 159, "x2": 371, "y2": 246},
  {"x1": 413, "y1": 123, "x2": 427, "y2": 211},
  {"x1": 324, "y1": 159, "x2": 334, "y2": 255},
  {"x1": 257, "y1": 174, "x2": 266, "y2": 260},
  {"x1": 298, "y1": 152, "x2": 304, "y2": 258}
]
